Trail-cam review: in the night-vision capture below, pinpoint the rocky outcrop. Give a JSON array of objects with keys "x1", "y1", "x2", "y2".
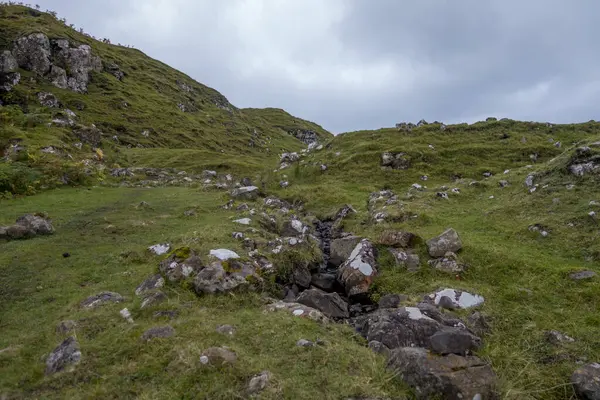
[
  {"x1": 159, "y1": 251, "x2": 204, "y2": 283},
  {"x1": 193, "y1": 260, "x2": 259, "y2": 295},
  {"x1": 135, "y1": 274, "x2": 165, "y2": 295},
  {"x1": 337, "y1": 239, "x2": 377, "y2": 299},
  {"x1": 287, "y1": 129, "x2": 319, "y2": 145},
  {"x1": 80, "y1": 291, "x2": 124, "y2": 309},
  {"x1": 0, "y1": 214, "x2": 55, "y2": 240},
  {"x1": 329, "y1": 236, "x2": 362, "y2": 267},
  {"x1": 10, "y1": 33, "x2": 102, "y2": 93}
]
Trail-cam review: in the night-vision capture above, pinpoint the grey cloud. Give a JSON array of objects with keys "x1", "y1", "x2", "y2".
[{"x1": 32, "y1": 1, "x2": 600, "y2": 132}]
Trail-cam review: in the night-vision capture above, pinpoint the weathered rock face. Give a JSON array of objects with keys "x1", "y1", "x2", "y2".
[
  {"x1": 381, "y1": 152, "x2": 411, "y2": 170},
  {"x1": 0, "y1": 71, "x2": 20, "y2": 91},
  {"x1": 38, "y1": 91, "x2": 60, "y2": 108},
  {"x1": 337, "y1": 239, "x2": 377, "y2": 299},
  {"x1": 52, "y1": 40, "x2": 102, "y2": 92},
  {"x1": 571, "y1": 363, "x2": 600, "y2": 400},
  {"x1": 329, "y1": 236, "x2": 362, "y2": 267},
  {"x1": 288, "y1": 129, "x2": 319, "y2": 145},
  {"x1": 247, "y1": 370, "x2": 272, "y2": 395},
  {"x1": 310, "y1": 273, "x2": 337, "y2": 292},
  {"x1": 296, "y1": 289, "x2": 349, "y2": 319},
  {"x1": 568, "y1": 147, "x2": 600, "y2": 176},
  {"x1": 45, "y1": 337, "x2": 81, "y2": 375},
  {"x1": 387, "y1": 347, "x2": 498, "y2": 400},
  {"x1": 193, "y1": 260, "x2": 259, "y2": 295},
  {"x1": 427, "y1": 228, "x2": 462, "y2": 257},
  {"x1": 104, "y1": 61, "x2": 124, "y2": 80},
  {"x1": 13, "y1": 33, "x2": 52, "y2": 75}
]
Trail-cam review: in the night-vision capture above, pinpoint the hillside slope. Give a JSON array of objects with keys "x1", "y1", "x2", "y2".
[{"x1": 0, "y1": 4, "x2": 331, "y2": 194}]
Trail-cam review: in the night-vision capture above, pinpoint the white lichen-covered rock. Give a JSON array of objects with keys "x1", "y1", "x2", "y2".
[
  {"x1": 209, "y1": 249, "x2": 240, "y2": 261},
  {"x1": 231, "y1": 186, "x2": 259, "y2": 200},
  {"x1": 337, "y1": 239, "x2": 377, "y2": 299},
  {"x1": 148, "y1": 243, "x2": 170, "y2": 255},
  {"x1": 264, "y1": 301, "x2": 329, "y2": 323},
  {"x1": 426, "y1": 228, "x2": 462, "y2": 257},
  {"x1": 234, "y1": 218, "x2": 252, "y2": 225},
  {"x1": 429, "y1": 288, "x2": 484, "y2": 309}
]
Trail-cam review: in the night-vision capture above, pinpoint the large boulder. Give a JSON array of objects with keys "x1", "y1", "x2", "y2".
[
  {"x1": 389, "y1": 249, "x2": 420, "y2": 272},
  {"x1": 15, "y1": 214, "x2": 55, "y2": 235},
  {"x1": 329, "y1": 236, "x2": 362, "y2": 267},
  {"x1": 427, "y1": 228, "x2": 462, "y2": 257},
  {"x1": 572, "y1": 363, "x2": 600, "y2": 400},
  {"x1": 231, "y1": 186, "x2": 259, "y2": 200},
  {"x1": 193, "y1": 260, "x2": 259, "y2": 295},
  {"x1": 45, "y1": 337, "x2": 81, "y2": 375},
  {"x1": 296, "y1": 289, "x2": 349, "y2": 319},
  {"x1": 52, "y1": 40, "x2": 102, "y2": 93},
  {"x1": 13, "y1": 33, "x2": 52, "y2": 75},
  {"x1": 387, "y1": 347, "x2": 498, "y2": 400},
  {"x1": 337, "y1": 239, "x2": 377, "y2": 299}
]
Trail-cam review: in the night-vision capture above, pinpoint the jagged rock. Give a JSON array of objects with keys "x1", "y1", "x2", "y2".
[
  {"x1": 56, "y1": 320, "x2": 78, "y2": 335},
  {"x1": 288, "y1": 129, "x2": 318, "y2": 145},
  {"x1": 429, "y1": 288, "x2": 484, "y2": 309},
  {"x1": 80, "y1": 291, "x2": 124, "y2": 309},
  {"x1": 292, "y1": 265, "x2": 312, "y2": 288},
  {"x1": 193, "y1": 260, "x2": 258, "y2": 295},
  {"x1": 379, "y1": 230, "x2": 416, "y2": 248},
  {"x1": 0, "y1": 50, "x2": 17, "y2": 73},
  {"x1": 231, "y1": 186, "x2": 259, "y2": 200},
  {"x1": 389, "y1": 249, "x2": 420, "y2": 272},
  {"x1": 381, "y1": 152, "x2": 411, "y2": 170},
  {"x1": 200, "y1": 347, "x2": 237, "y2": 366},
  {"x1": 45, "y1": 337, "x2": 81, "y2": 375},
  {"x1": 74, "y1": 126, "x2": 102, "y2": 147},
  {"x1": 135, "y1": 274, "x2": 165, "y2": 296},
  {"x1": 329, "y1": 235, "x2": 362, "y2": 267},
  {"x1": 13, "y1": 33, "x2": 52, "y2": 75},
  {"x1": 296, "y1": 289, "x2": 349, "y2": 319},
  {"x1": 310, "y1": 273, "x2": 337, "y2": 292},
  {"x1": 427, "y1": 228, "x2": 462, "y2": 257},
  {"x1": 52, "y1": 40, "x2": 102, "y2": 93},
  {"x1": 216, "y1": 325, "x2": 236, "y2": 337},
  {"x1": 387, "y1": 347, "x2": 497, "y2": 400},
  {"x1": 378, "y1": 294, "x2": 407, "y2": 309},
  {"x1": 48, "y1": 65, "x2": 67, "y2": 88},
  {"x1": 104, "y1": 61, "x2": 124, "y2": 80},
  {"x1": 429, "y1": 328, "x2": 482, "y2": 355},
  {"x1": 159, "y1": 252, "x2": 204, "y2": 282},
  {"x1": 141, "y1": 326, "x2": 175, "y2": 341},
  {"x1": 572, "y1": 363, "x2": 600, "y2": 400},
  {"x1": 37, "y1": 92, "x2": 60, "y2": 108},
  {"x1": 337, "y1": 239, "x2": 377, "y2": 299},
  {"x1": 247, "y1": 370, "x2": 272, "y2": 395},
  {"x1": 570, "y1": 270, "x2": 597, "y2": 281},
  {"x1": 264, "y1": 301, "x2": 329, "y2": 323},
  {"x1": 140, "y1": 291, "x2": 167, "y2": 309},
  {"x1": 428, "y1": 252, "x2": 465, "y2": 274}
]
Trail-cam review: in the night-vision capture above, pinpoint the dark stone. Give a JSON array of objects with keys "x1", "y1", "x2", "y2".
[
  {"x1": 429, "y1": 328, "x2": 482, "y2": 355},
  {"x1": 292, "y1": 265, "x2": 312, "y2": 288},
  {"x1": 572, "y1": 363, "x2": 600, "y2": 400},
  {"x1": 140, "y1": 291, "x2": 167, "y2": 309},
  {"x1": 141, "y1": 325, "x2": 175, "y2": 341},
  {"x1": 45, "y1": 337, "x2": 81, "y2": 375},
  {"x1": 153, "y1": 310, "x2": 178, "y2": 320},
  {"x1": 296, "y1": 289, "x2": 349, "y2": 319},
  {"x1": 80, "y1": 292, "x2": 124, "y2": 309},
  {"x1": 570, "y1": 270, "x2": 597, "y2": 281},
  {"x1": 310, "y1": 273, "x2": 337, "y2": 292},
  {"x1": 337, "y1": 239, "x2": 377, "y2": 300},
  {"x1": 135, "y1": 274, "x2": 165, "y2": 296},
  {"x1": 378, "y1": 294, "x2": 407, "y2": 309}
]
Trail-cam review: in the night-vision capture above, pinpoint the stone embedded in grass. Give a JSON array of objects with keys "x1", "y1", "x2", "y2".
[
  {"x1": 183, "y1": 209, "x2": 196, "y2": 217},
  {"x1": 193, "y1": 260, "x2": 259, "y2": 295},
  {"x1": 337, "y1": 239, "x2": 378, "y2": 299},
  {"x1": 296, "y1": 339, "x2": 315, "y2": 347},
  {"x1": 199, "y1": 347, "x2": 237, "y2": 366},
  {"x1": 572, "y1": 363, "x2": 600, "y2": 400},
  {"x1": 56, "y1": 320, "x2": 78, "y2": 335},
  {"x1": 428, "y1": 252, "x2": 465, "y2": 274},
  {"x1": 430, "y1": 289, "x2": 484, "y2": 309},
  {"x1": 45, "y1": 337, "x2": 81, "y2": 375},
  {"x1": 1, "y1": 214, "x2": 55, "y2": 240},
  {"x1": 389, "y1": 249, "x2": 420, "y2": 272},
  {"x1": 234, "y1": 218, "x2": 252, "y2": 225},
  {"x1": 381, "y1": 152, "x2": 411, "y2": 170},
  {"x1": 545, "y1": 330, "x2": 575, "y2": 344},
  {"x1": 297, "y1": 289, "x2": 349, "y2": 319},
  {"x1": 569, "y1": 270, "x2": 597, "y2": 281},
  {"x1": 80, "y1": 291, "x2": 124, "y2": 309},
  {"x1": 159, "y1": 252, "x2": 204, "y2": 282},
  {"x1": 141, "y1": 325, "x2": 175, "y2": 341},
  {"x1": 209, "y1": 249, "x2": 240, "y2": 261},
  {"x1": 264, "y1": 301, "x2": 329, "y2": 323},
  {"x1": 148, "y1": 243, "x2": 170, "y2": 255},
  {"x1": 379, "y1": 230, "x2": 416, "y2": 248},
  {"x1": 153, "y1": 310, "x2": 178, "y2": 320},
  {"x1": 135, "y1": 274, "x2": 165, "y2": 296},
  {"x1": 386, "y1": 347, "x2": 497, "y2": 399},
  {"x1": 120, "y1": 308, "x2": 134, "y2": 323},
  {"x1": 216, "y1": 325, "x2": 236, "y2": 337},
  {"x1": 231, "y1": 186, "x2": 259, "y2": 200},
  {"x1": 247, "y1": 370, "x2": 272, "y2": 395},
  {"x1": 429, "y1": 328, "x2": 482, "y2": 356},
  {"x1": 140, "y1": 291, "x2": 167, "y2": 309},
  {"x1": 426, "y1": 228, "x2": 462, "y2": 257}
]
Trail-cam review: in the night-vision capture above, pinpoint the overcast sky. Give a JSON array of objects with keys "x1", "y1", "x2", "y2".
[{"x1": 33, "y1": 0, "x2": 600, "y2": 133}]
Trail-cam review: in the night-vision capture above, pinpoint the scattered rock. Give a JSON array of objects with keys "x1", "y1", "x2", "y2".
[
  {"x1": 337, "y1": 239, "x2": 377, "y2": 299},
  {"x1": 428, "y1": 252, "x2": 465, "y2": 274},
  {"x1": 429, "y1": 328, "x2": 482, "y2": 355},
  {"x1": 381, "y1": 152, "x2": 411, "y2": 170},
  {"x1": 216, "y1": 325, "x2": 236, "y2": 337},
  {"x1": 296, "y1": 339, "x2": 315, "y2": 347},
  {"x1": 153, "y1": 310, "x2": 179, "y2": 320},
  {"x1": 209, "y1": 249, "x2": 240, "y2": 261},
  {"x1": 379, "y1": 230, "x2": 416, "y2": 248},
  {"x1": 45, "y1": 337, "x2": 81, "y2": 375},
  {"x1": 140, "y1": 291, "x2": 167, "y2": 309},
  {"x1": 310, "y1": 273, "x2": 337, "y2": 292},
  {"x1": 429, "y1": 289, "x2": 484, "y2": 309},
  {"x1": 80, "y1": 292, "x2": 124, "y2": 309},
  {"x1": 571, "y1": 363, "x2": 600, "y2": 400},
  {"x1": 292, "y1": 265, "x2": 312, "y2": 288},
  {"x1": 498, "y1": 180, "x2": 510, "y2": 188},
  {"x1": 120, "y1": 308, "x2": 134, "y2": 323},
  {"x1": 234, "y1": 218, "x2": 252, "y2": 225},
  {"x1": 264, "y1": 301, "x2": 329, "y2": 323},
  {"x1": 329, "y1": 235, "x2": 362, "y2": 267},
  {"x1": 467, "y1": 312, "x2": 491, "y2": 337},
  {"x1": 247, "y1": 370, "x2": 272, "y2": 395},
  {"x1": 148, "y1": 243, "x2": 170, "y2": 256},
  {"x1": 159, "y1": 251, "x2": 204, "y2": 283},
  {"x1": 231, "y1": 186, "x2": 259, "y2": 200},
  {"x1": 545, "y1": 330, "x2": 575, "y2": 345},
  {"x1": 135, "y1": 274, "x2": 165, "y2": 296},
  {"x1": 426, "y1": 228, "x2": 462, "y2": 257},
  {"x1": 378, "y1": 294, "x2": 408, "y2": 309},
  {"x1": 199, "y1": 347, "x2": 237, "y2": 366},
  {"x1": 387, "y1": 347, "x2": 497, "y2": 400},
  {"x1": 389, "y1": 249, "x2": 420, "y2": 272},
  {"x1": 37, "y1": 91, "x2": 60, "y2": 107},
  {"x1": 193, "y1": 260, "x2": 258, "y2": 295},
  {"x1": 570, "y1": 270, "x2": 597, "y2": 281},
  {"x1": 0, "y1": 50, "x2": 17, "y2": 73},
  {"x1": 297, "y1": 289, "x2": 349, "y2": 319},
  {"x1": 141, "y1": 326, "x2": 175, "y2": 341}
]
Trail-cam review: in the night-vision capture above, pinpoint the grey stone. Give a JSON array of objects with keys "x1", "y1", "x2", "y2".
[
  {"x1": 37, "y1": 92, "x2": 60, "y2": 108},
  {"x1": 141, "y1": 326, "x2": 175, "y2": 341},
  {"x1": 545, "y1": 330, "x2": 575, "y2": 344},
  {"x1": 427, "y1": 229, "x2": 462, "y2": 257},
  {"x1": 0, "y1": 71, "x2": 20, "y2": 91},
  {"x1": 193, "y1": 260, "x2": 258, "y2": 295},
  {"x1": 48, "y1": 65, "x2": 67, "y2": 88},
  {"x1": 296, "y1": 289, "x2": 349, "y2": 319},
  {"x1": 572, "y1": 363, "x2": 600, "y2": 400},
  {"x1": 104, "y1": 62, "x2": 125, "y2": 80},
  {"x1": 292, "y1": 265, "x2": 312, "y2": 288},
  {"x1": 140, "y1": 291, "x2": 167, "y2": 309},
  {"x1": 310, "y1": 273, "x2": 337, "y2": 292},
  {"x1": 368, "y1": 340, "x2": 391, "y2": 358},
  {"x1": 296, "y1": 339, "x2": 315, "y2": 347},
  {"x1": 199, "y1": 347, "x2": 237, "y2": 366},
  {"x1": 56, "y1": 320, "x2": 78, "y2": 335},
  {"x1": 74, "y1": 126, "x2": 102, "y2": 147},
  {"x1": 45, "y1": 337, "x2": 81, "y2": 375},
  {"x1": 264, "y1": 301, "x2": 329, "y2": 323},
  {"x1": 13, "y1": 33, "x2": 52, "y2": 75},
  {"x1": 389, "y1": 249, "x2": 420, "y2": 272},
  {"x1": 387, "y1": 347, "x2": 498, "y2": 400},
  {"x1": 428, "y1": 252, "x2": 465, "y2": 274},
  {"x1": 570, "y1": 270, "x2": 597, "y2": 280},
  {"x1": 429, "y1": 328, "x2": 482, "y2": 355},
  {"x1": 52, "y1": 42, "x2": 102, "y2": 93},
  {"x1": 5, "y1": 224, "x2": 34, "y2": 240},
  {"x1": 159, "y1": 253, "x2": 204, "y2": 282},
  {"x1": 14, "y1": 214, "x2": 54, "y2": 235},
  {"x1": 153, "y1": 310, "x2": 178, "y2": 320},
  {"x1": 231, "y1": 186, "x2": 259, "y2": 200},
  {"x1": 381, "y1": 152, "x2": 411, "y2": 169},
  {"x1": 378, "y1": 294, "x2": 407, "y2": 309},
  {"x1": 379, "y1": 230, "x2": 416, "y2": 247},
  {"x1": 80, "y1": 292, "x2": 124, "y2": 309},
  {"x1": 0, "y1": 50, "x2": 17, "y2": 73},
  {"x1": 135, "y1": 274, "x2": 165, "y2": 296},
  {"x1": 467, "y1": 312, "x2": 491, "y2": 337},
  {"x1": 337, "y1": 239, "x2": 377, "y2": 299},
  {"x1": 429, "y1": 288, "x2": 485, "y2": 309},
  {"x1": 216, "y1": 325, "x2": 236, "y2": 337},
  {"x1": 247, "y1": 370, "x2": 272, "y2": 395}
]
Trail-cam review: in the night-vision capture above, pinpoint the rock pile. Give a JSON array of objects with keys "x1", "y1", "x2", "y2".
[{"x1": 0, "y1": 214, "x2": 55, "y2": 240}]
